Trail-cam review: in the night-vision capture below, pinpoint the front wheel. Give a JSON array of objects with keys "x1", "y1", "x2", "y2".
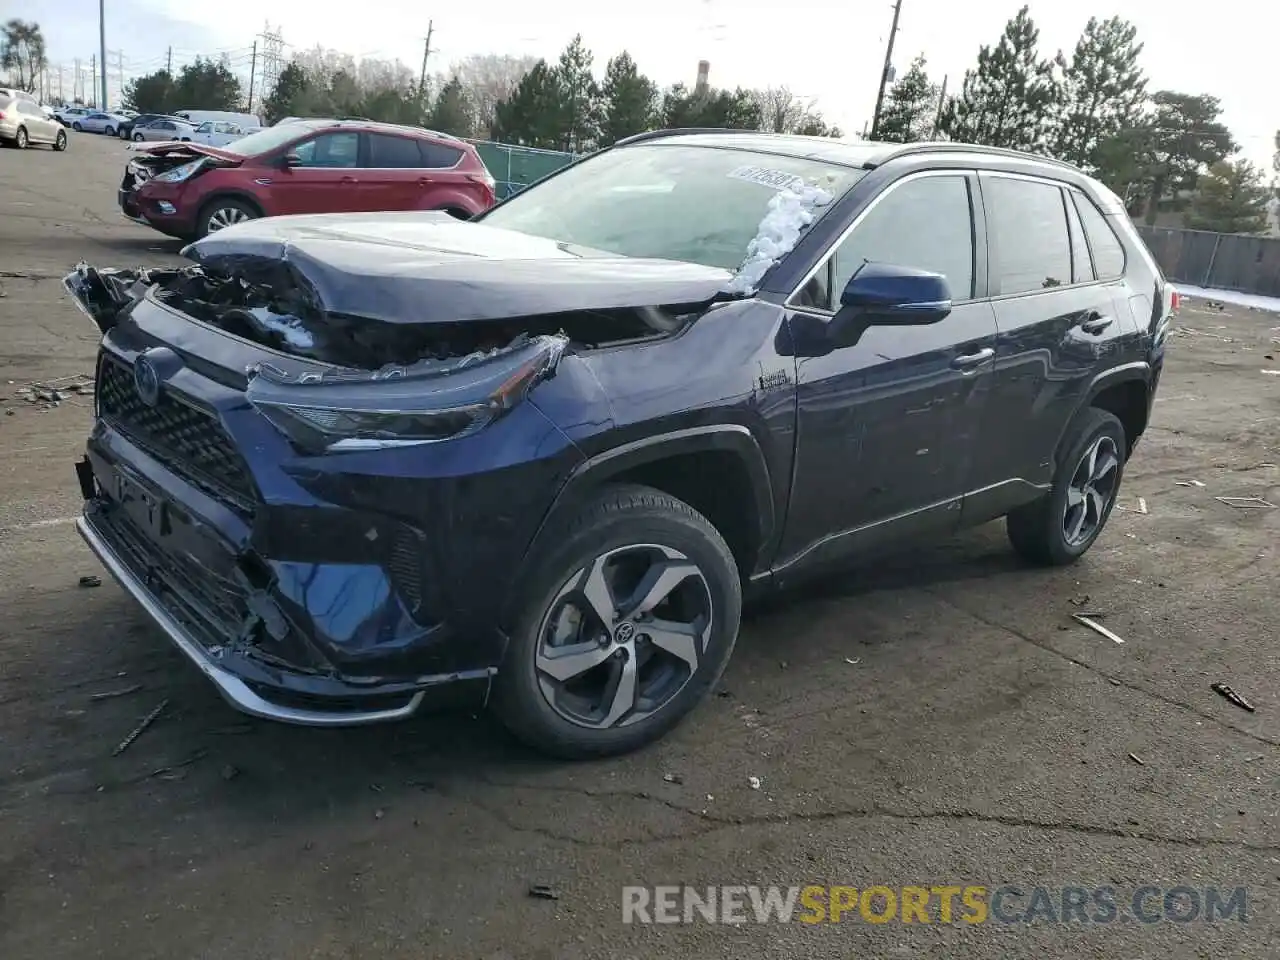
[
  {"x1": 72, "y1": 122, "x2": 82, "y2": 132},
  {"x1": 1007, "y1": 407, "x2": 1127, "y2": 566},
  {"x1": 492, "y1": 484, "x2": 742, "y2": 759},
  {"x1": 198, "y1": 198, "x2": 259, "y2": 238},
  {"x1": 53, "y1": 129, "x2": 67, "y2": 152},
  {"x1": 132, "y1": 131, "x2": 144, "y2": 141},
  {"x1": 105, "y1": 125, "x2": 115, "y2": 137}
]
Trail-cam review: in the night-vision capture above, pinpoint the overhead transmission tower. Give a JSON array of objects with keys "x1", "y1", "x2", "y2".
[{"x1": 256, "y1": 23, "x2": 286, "y2": 107}]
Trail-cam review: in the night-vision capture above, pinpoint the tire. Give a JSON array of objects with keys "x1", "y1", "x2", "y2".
[
  {"x1": 133, "y1": 131, "x2": 144, "y2": 141},
  {"x1": 105, "y1": 126, "x2": 115, "y2": 137},
  {"x1": 72, "y1": 122, "x2": 82, "y2": 132},
  {"x1": 14, "y1": 127, "x2": 27, "y2": 149},
  {"x1": 197, "y1": 198, "x2": 260, "y2": 238},
  {"x1": 1007, "y1": 407, "x2": 1126, "y2": 566},
  {"x1": 53, "y1": 128, "x2": 66, "y2": 152},
  {"x1": 492, "y1": 483, "x2": 742, "y2": 759}
]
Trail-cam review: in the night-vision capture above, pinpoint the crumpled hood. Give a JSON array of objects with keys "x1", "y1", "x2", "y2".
[
  {"x1": 134, "y1": 141, "x2": 243, "y2": 163},
  {"x1": 180, "y1": 211, "x2": 735, "y2": 325}
]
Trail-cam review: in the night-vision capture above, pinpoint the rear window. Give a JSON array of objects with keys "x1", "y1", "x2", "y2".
[
  {"x1": 0, "y1": 94, "x2": 12, "y2": 109},
  {"x1": 419, "y1": 141, "x2": 464, "y2": 169}
]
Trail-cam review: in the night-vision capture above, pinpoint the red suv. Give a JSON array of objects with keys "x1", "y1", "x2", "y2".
[{"x1": 118, "y1": 119, "x2": 498, "y2": 240}]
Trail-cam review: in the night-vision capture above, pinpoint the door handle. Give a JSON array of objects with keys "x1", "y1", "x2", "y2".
[
  {"x1": 1081, "y1": 313, "x2": 1113, "y2": 334},
  {"x1": 340, "y1": 175, "x2": 358, "y2": 184},
  {"x1": 417, "y1": 177, "x2": 434, "y2": 186},
  {"x1": 951, "y1": 347, "x2": 994, "y2": 369}
]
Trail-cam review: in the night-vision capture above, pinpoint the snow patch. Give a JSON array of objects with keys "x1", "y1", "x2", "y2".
[
  {"x1": 1174, "y1": 284, "x2": 1280, "y2": 315},
  {"x1": 247, "y1": 306, "x2": 316, "y2": 349},
  {"x1": 724, "y1": 182, "x2": 834, "y2": 295}
]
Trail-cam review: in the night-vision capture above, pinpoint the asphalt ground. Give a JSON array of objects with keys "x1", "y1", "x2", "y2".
[{"x1": 1, "y1": 130, "x2": 1278, "y2": 960}]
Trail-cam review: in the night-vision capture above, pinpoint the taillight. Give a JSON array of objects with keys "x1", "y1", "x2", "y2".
[{"x1": 0, "y1": 111, "x2": 7, "y2": 120}]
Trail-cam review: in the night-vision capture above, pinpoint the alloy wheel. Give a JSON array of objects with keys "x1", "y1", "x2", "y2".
[
  {"x1": 54, "y1": 130, "x2": 66, "y2": 151},
  {"x1": 535, "y1": 543, "x2": 713, "y2": 729},
  {"x1": 15, "y1": 127, "x2": 27, "y2": 149},
  {"x1": 206, "y1": 206, "x2": 251, "y2": 232},
  {"x1": 1063, "y1": 435, "x2": 1119, "y2": 546}
]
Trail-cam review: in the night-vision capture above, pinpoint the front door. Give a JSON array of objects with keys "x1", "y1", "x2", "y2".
[
  {"x1": 267, "y1": 131, "x2": 364, "y2": 215},
  {"x1": 779, "y1": 170, "x2": 999, "y2": 569}
]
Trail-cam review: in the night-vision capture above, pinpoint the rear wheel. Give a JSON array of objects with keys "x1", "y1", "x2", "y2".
[
  {"x1": 53, "y1": 128, "x2": 66, "y2": 152},
  {"x1": 105, "y1": 125, "x2": 115, "y2": 137},
  {"x1": 72, "y1": 121, "x2": 82, "y2": 132},
  {"x1": 492, "y1": 484, "x2": 742, "y2": 759},
  {"x1": 14, "y1": 127, "x2": 28, "y2": 149},
  {"x1": 1007, "y1": 407, "x2": 1126, "y2": 566},
  {"x1": 198, "y1": 198, "x2": 259, "y2": 238},
  {"x1": 132, "y1": 131, "x2": 144, "y2": 142}
]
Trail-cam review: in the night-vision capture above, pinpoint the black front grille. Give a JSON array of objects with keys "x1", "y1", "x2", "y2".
[{"x1": 97, "y1": 356, "x2": 255, "y2": 504}]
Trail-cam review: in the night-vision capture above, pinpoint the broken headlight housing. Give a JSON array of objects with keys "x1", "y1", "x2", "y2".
[
  {"x1": 152, "y1": 158, "x2": 206, "y2": 184},
  {"x1": 246, "y1": 334, "x2": 566, "y2": 453}
]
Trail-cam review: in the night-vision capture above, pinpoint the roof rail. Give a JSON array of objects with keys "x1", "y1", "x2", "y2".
[
  {"x1": 880, "y1": 141, "x2": 1083, "y2": 172},
  {"x1": 612, "y1": 127, "x2": 753, "y2": 148}
]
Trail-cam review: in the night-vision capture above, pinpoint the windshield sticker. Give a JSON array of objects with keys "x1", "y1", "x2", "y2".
[{"x1": 728, "y1": 165, "x2": 805, "y2": 191}]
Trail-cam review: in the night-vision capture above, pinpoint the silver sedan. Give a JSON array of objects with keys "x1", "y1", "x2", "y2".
[
  {"x1": 73, "y1": 111, "x2": 130, "y2": 136},
  {"x1": 131, "y1": 118, "x2": 197, "y2": 142}
]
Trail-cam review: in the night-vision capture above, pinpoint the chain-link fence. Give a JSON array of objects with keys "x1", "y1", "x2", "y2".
[{"x1": 469, "y1": 140, "x2": 579, "y2": 200}]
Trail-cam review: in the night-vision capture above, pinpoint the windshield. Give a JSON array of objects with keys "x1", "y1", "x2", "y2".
[
  {"x1": 218, "y1": 122, "x2": 321, "y2": 156},
  {"x1": 479, "y1": 143, "x2": 865, "y2": 271}
]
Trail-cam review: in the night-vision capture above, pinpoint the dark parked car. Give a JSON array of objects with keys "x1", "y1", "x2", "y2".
[
  {"x1": 66, "y1": 131, "x2": 1174, "y2": 758},
  {"x1": 116, "y1": 119, "x2": 497, "y2": 240}
]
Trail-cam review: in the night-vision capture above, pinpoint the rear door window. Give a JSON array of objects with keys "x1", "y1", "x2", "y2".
[
  {"x1": 419, "y1": 141, "x2": 464, "y2": 169},
  {"x1": 368, "y1": 133, "x2": 424, "y2": 168},
  {"x1": 985, "y1": 176, "x2": 1072, "y2": 295},
  {"x1": 1071, "y1": 191, "x2": 1127, "y2": 280}
]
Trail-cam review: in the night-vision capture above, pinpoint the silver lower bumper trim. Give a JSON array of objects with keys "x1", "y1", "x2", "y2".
[{"x1": 76, "y1": 515, "x2": 425, "y2": 726}]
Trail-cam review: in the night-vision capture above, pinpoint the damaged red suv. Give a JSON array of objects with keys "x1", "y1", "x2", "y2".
[{"x1": 119, "y1": 118, "x2": 497, "y2": 240}]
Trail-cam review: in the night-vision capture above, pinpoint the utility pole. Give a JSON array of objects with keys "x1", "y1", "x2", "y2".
[
  {"x1": 57, "y1": 67, "x2": 63, "y2": 102},
  {"x1": 418, "y1": 20, "x2": 434, "y2": 110},
  {"x1": 89, "y1": 55, "x2": 97, "y2": 107},
  {"x1": 73, "y1": 59, "x2": 81, "y2": 101},
  {"x1": 99, "y1": 0, "x2": 108, "y2": 109},
  {"x1": 247, "y1": 41, "x2": 257, "y2": 112},
  {"x1": 166, "y1": 46, "x2": 172, "y2": 75},
  {"x1": 930, "y1": 73, "x2": 948, "y2": 139},
  {"x1": 869, "y1": 0, "x2": 903, "y2": 141}
]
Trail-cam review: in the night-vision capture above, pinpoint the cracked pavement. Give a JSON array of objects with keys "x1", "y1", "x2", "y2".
[{"x1": 1, "y1": 133, "x2": 1278, "y2": 960}]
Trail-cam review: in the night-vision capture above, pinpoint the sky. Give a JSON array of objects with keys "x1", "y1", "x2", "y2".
[{"x1": 11, "y1": 0, "x2": 1275, "y2": 171}]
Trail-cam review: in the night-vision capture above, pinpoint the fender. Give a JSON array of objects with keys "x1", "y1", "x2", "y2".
[
  {"x1": 1054, "y1": 360, "x2": 1152, "y2": 464},
  {"x1": 503, "y1": 424, "x2": 777, "y2": 629}
]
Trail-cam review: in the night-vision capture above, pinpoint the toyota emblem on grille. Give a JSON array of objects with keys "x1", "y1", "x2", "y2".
[{"x1": 134, "y1": 355, "x2": 161, "y2": 407}]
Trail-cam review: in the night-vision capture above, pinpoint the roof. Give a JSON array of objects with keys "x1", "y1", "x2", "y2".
[
  {"x1": 616, "y1": 129, "x2": 1082, "y2": 174},
  {"x1": 277, "y1": 117, "x2": 464, "y2": 142}
]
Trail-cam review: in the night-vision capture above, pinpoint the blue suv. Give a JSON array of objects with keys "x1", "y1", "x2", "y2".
[{"x1": 67, "y1": 130, "x2": 1173, "y2": 757}]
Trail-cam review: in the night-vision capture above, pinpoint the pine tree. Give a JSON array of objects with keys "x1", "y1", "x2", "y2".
[
  {"x1": 551, "y1": 34, "x2": 601, "y2": 152},
  {"x1": 600, "y1": 52, "x2": 656, "y2": 145},
  {"x1": 1185, "y1": 160, "x2": 1270, "y2": 234},
  {"x1": 1054, "y1": 17, "x2": 1147, "y2": 172},
  {"x1": 428, "y1": 76, "x2": 472, "y2": 137},
  {"x1": 492, "y1": 60, "x2": 562, "y2": 149},
  {"x1": 877, "y1": 54, "x2": 939, "y2": 143},
  {"x1": 940, "y1": 5, "x2": 1061, "y2": 152}
]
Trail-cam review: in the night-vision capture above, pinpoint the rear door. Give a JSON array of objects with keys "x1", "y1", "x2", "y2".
[
  {"x1": 359, "y1": 131, "x2": 428, "y2": 211},
  {"x1": 968, "y1": 172, "x2": 1127, "y2": 506},
  {"x1": 268, "y1": 130, "x2": 363, "y2": 215},
  {"x1": 18, "y1": 97, "x2": 57, "y2": 142}
]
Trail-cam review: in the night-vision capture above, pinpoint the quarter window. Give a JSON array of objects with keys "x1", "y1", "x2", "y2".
[
  {"x1": 1064, "y1": 189, "x2": 1094, "y2": 283},
  {"x1": 1072, "y1": 191, "x2": 1126, "y2": 280},
  {"x1": 986, "y1": 176, "x2": 1072, "y2": 295},
  {"x1": 804, "y1": 174, "x2": 975, "y2": 310},
  {"x1": 419, "y1": 141, "x2": 464, "y2": 168}
]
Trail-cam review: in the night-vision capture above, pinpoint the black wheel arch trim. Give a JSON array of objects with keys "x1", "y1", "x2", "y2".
[
  {"x1": 199, "y1": 191, "x2": 265, "y2": 220},
  {"x1": 504, "y1": 424, "x2": 776, "y2": 628},
  {"x1": 1055, "y1": 360, "x2": 1151, "y2": 463}
]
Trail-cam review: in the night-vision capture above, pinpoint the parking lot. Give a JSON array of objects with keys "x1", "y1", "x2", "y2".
[{"x1": 1, "y1": 131, "x2": 1278, "y2": 959}]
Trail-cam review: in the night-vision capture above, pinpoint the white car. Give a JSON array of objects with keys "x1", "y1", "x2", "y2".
[
  {"x1": 73, "y1": 111, "x2": 129, "y2": 136},
  {"x1": 54, "y1": 105, "x2": 92, "y2": 126},
  {"x1": 131, "y1": 117, "x2": 197, "y2": 142},
  {"x1": 188, "y1": 119, "x2": 258, "y2": 147}
]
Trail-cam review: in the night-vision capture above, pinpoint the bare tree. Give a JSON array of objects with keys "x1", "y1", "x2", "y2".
[
  {"x1": 753, "y1": 86, "x2": 810, "y2": 134},
  {"x1": 449, "y1": 53, "x2": 538, "y2": 137},
  {"x1": 1, "y1": 19, "x2": 47, "y2": 92},
  {"x1": 292, "y1": 46, "x2": 358, "y2": 88},
  {"x1": 356, "y1": 57, "x2": 415, "y2": 95}
]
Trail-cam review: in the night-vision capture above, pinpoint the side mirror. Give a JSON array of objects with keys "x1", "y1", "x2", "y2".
[{"x1": 281, "y1": 152, "x2": 302, "y2": 168}]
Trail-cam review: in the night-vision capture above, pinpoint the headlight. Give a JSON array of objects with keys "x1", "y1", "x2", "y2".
[
  {"x1": 152, "y1": 159, "x2": 205, "y2": 183},
  {"x1": 246, "y1": 334, "x2": 566, "y2": 453}
]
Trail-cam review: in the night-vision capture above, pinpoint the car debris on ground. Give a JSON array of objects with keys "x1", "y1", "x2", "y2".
[
  {"x1": 78, "y1": 575, "x2": 101, "y2": 588},
  {"x1": 527, "y1": 884, "x2": 560, "y2": 901},
  {"x1": 89, "y1": 684, "x2": 141, "y2": 701},
  {"x1": 1214, "y1": 496, "x2": 1276, "y2": 509},
  {"x1": 1072, "y1": 613, "x2": 1125, "y2": 645},
  {"x1": 111, "y1": 697, "x2": 169, "y2": 756},
  {"x1": 1211, "y1": 682, "x2": 1256, "y2": 712}
]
